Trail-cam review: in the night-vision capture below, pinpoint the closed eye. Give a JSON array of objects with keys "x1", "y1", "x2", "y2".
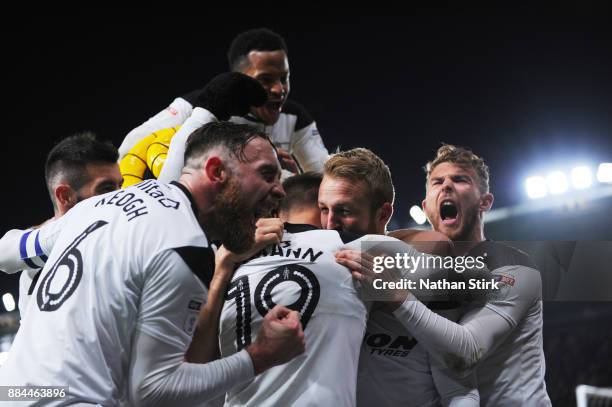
[{"x1": 452, "y1": 176, "x2": 471, "y2": 184}]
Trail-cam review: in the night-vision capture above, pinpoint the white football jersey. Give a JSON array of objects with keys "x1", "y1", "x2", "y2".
[
  {"x1": 467, "y1": 242, "x2": 550, "y2": 406},
  {"x1": 0, "y1": 180, "x2": 212, "y2": 405},
  {"x1": 219, "y1": 225, "x2": 386, "y2": 407},
  {"x1": 390, "y1": 241, "x2": 550, "y2": 406},
  {"x1": 358, "y1": 306, "x2": 469, "y2": 407}
]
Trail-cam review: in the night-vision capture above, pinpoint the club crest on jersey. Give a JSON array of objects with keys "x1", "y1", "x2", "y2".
[
  {"x1": 487, "y1": 273, "x2": 515, "y2": 301},
  {"x1": 497, "y1": 274, "x2": 516, "y2": 286}
]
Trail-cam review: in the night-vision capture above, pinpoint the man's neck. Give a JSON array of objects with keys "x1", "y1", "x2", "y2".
[
  {"x1": 452, "y1": 226, "x2": 486, "y2": 255},
  {"x1": 283, "y1": 208, "x2": 322, "y2": 228}
]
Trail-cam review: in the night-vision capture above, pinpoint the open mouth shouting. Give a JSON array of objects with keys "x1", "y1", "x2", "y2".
[{"x1": 439, "y1": 199, "x2": 459, "y2": 227}]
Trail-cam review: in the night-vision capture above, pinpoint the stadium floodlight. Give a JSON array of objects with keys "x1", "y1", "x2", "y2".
[
  {"x1": 526, "y1": 176, "x2": 547, "y2": 199},
  {"x1": 571, "y1": 166, "x2": 592, "y2": 189},
  {"x1": 597, "y1": 163, "x2": 612, "y2": 183},
  {"x1": 409, "y1": 205, "x2": 427, "y2": 225},
  {"x1": 2, "y1": 293, "x2": 15, "y2": 312},
  {"x1": 546, "y1": 171, "x2": 568, "y2": 195}
]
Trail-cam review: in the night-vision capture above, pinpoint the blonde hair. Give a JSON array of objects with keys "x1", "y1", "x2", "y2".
[
  {"x1": 425, "y1": 144, "x2": 490, "y2": 193},
  {"x1": 324, "y1": 148, "x2": 395, "y2": 209}
]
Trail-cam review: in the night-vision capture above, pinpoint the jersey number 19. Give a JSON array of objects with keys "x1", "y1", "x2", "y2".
[{"x1": 226, "y1": 264, "x2": 320, "y2": 350}]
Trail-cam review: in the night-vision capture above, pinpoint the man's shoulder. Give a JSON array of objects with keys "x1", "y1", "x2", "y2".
[
  {"x1": 91, "y1": 181, "x2": 207, "y2": 247},
  {"x1": 283, "y1": 224, "x2": 364, "y2": 245},
  {"x1": 281, "y1": 99, "x2": 314, "y2": 130},
  {"x1": 468, "y1": 241, "x2": 537, "y2": 272}
]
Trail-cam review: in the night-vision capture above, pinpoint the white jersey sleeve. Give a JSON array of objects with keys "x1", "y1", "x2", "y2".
[
  {"x1": 119, "y1": 97, "x2": 194, "y2": 160},
  {"x1": 432, "y1": 363, "x2": 480, "y2": 406},
  {"x1": 290, "y1": 121, "x2": 328, "y2": 172},
  {"x1": 392, "y1": 264, "x2": 541, "y2": 374},
  {"x1": 157, "y1": 107, "x2": 218, "y2": 183},
  {"x1": 0, "y1": 217, "x2": 66, "y2": 274},
  {"x1": 129, "y1": 249, "x2": 254, "y2": 406},
  {"x1": 0, "y1": 229, "x2": 33, "y2": 273}
]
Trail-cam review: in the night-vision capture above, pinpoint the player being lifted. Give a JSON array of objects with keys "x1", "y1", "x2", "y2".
[{"x1": 119, "y1": 28, "x2": 329, "y2": 184}]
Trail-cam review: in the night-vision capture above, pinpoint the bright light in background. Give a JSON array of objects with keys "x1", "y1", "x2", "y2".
[
  {"x1": 571, "y1": 166, "x2": 592, "y2": 189},
  {"x1": 0, "y1": 352, "x2": 8, "y2": 367},
  {"x1": 409, "y1": 205, "x2": 427, "y2": 225},
  {"x1": 546, "y1": 171, "x2": 568, "y2": 195},
  {"x1": 526, "y1": 176, "x2": 547, "y2": 199},
  {"x1": 597, "y1": 163, "x2": 612, "y2": 183},
  {"x1": 2, "y1": 293, "x2": 15, "y2": 312},
  {"x1": 525, "y1": 161, "x2": 610, "y2": 200}
]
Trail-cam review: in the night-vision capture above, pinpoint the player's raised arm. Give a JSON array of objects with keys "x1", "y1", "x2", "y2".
[
  {"x1": 185, "y1": 218, "x2": 284, "y2": 363},
  {"x1": 390, "y1": 263, "x2": 541, "y2": 375},
  {"x1": 118, "y1": 96, "x2": 194, "y2": 160},
  {"x1": 128, "y1": 247, "x2": 303, "y2": 406}
]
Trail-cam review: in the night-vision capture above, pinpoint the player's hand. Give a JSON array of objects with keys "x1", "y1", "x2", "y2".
[
  {"x1": 335, "y1": 249, "x2": 408, "y2": 311},
  {"x1": 253, "y1": 217, "x2": 284, "y2": 249},
  {"x1": 334, "y1": 249, "x2": 377, "y2": 282},
  {"x1": 247, "y1": 305, "x2": 305, "y2": 374},
  {"x1": 276, "y1": 148, "x2": 299, "y2": 174},
  {"x1": 196, "y1": 72, "x2": 268, "y2": 120}
]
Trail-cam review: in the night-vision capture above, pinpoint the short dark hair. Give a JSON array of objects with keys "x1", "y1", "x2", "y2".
[
  {"x1": 227, "y1": 28, "x2": 288, "y2": 71},
  {"x1": 184, "y1": 122, "x2": 273, "y2": 168},
  {"x1": 280, "y1": 172, "x2": 322, "y2": 214},
  {"x1": 45, "y1": 131, "x2": 118, "y2": 203}
]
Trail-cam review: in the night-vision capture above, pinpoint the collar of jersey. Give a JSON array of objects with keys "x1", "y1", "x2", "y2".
[
  {"x1": 284, "y1": 223, "x2": 319, "y2": 233},
  {"x1": 171, "y1": 181, "x2": 199, "y2": 217},
  {"x1": 243, "y1": 113, "x2": 264, "y2": 124}
]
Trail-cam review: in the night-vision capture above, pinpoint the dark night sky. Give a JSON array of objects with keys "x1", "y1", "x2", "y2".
[{"x1": 2, "y1": 13, "x2": 612, "y2": 232}]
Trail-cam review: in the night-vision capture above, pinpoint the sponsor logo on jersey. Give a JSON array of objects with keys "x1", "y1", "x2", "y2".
[
  {"x1": 364, "y1": 331, "x2": 418, "y2": 358},
  {"x1": 168, "y1": 106, "x2": 179, "y2": 116},
  {"x1": 184, "y1": 298, "x2": 203, "y2": 335},
  {"x1": 188, "y1": 299, "x2": 203, "y2": 311}
]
